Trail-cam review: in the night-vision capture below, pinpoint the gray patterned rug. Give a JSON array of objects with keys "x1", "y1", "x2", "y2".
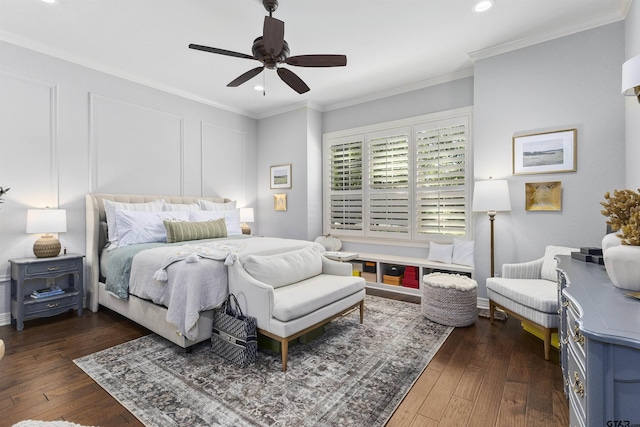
[{"x1": 74, "y1": 295, "x2": 453, "y2": 427}]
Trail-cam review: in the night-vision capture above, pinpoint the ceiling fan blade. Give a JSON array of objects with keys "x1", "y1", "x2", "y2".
[
  {"x1": 263, "y1": 16, "x2": 285, "y2": 58},
  {"x1": 189, "y1": 44, "x2": 255, "y2": 60},
  {"x1": 277, "y1": 68, "x2": 310, "y2": 94},
  {"x1": 285, "y1": 55, "x2": 347, "y2": 67},
  {"x1": 227, "y1": 67, "x2": 265, "y2": 87}
]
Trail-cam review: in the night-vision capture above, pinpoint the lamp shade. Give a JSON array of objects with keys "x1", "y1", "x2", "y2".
[
  {"x1": 26, "y1": 209, "x2": 67, "y2": 234},
  {"x1": 622, "y1": 54, "x2": 640, "y2": 96},
  {"x1": 472, "y1": 180, "x2": 511, "y2": 212},
  {"x1": 239, "y1": 207, "x2": 254, "y2": 223}
]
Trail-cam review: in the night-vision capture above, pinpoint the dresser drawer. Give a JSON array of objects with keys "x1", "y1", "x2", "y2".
[
  {"x1": 24, "y1": 259, "x2": 81, "y2": 277},
  {"x1": 567, "y1": 346, "x2": 586, "y2": 420},
  {"x1": 567, "y1": 303, "x2": 586, "y2": 367},
  {"x1": 24, "y1": 292, "x2": 79, "y2": 315}
]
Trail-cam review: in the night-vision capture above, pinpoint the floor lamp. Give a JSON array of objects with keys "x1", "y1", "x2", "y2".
[{"x1": 472, "y1": 179, "x2": 511, "y2": 277}]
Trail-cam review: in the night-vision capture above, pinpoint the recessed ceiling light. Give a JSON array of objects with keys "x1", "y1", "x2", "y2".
[
  {"x1": 473, "y1": 0, "x2": 494, "y2": 13},
  {"x1": 41, "y1": 0, "x2": 56, "y2": 3},
  {"x1": 253, "y1": 85, "x2": 264, "y2": 91}
]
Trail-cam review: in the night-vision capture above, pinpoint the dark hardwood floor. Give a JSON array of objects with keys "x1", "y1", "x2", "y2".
[{"x1": 0, "y1": 290, "x2": 569, "y2": 426}]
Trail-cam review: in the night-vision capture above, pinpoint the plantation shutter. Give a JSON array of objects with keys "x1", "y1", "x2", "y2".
[
  {"x1": 415, "y1": 117, "x2": 469, "y2": 238},
  {"x1": 326, "y1": 136, "x2": 364, "y2": 236},
  {"x1": 367, "y1": 127, "x2": 411, "y2": 238}
]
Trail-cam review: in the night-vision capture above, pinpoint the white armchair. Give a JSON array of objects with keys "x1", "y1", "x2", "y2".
[{"x1": 486, "y1": 246, "x2": 576, "y2": 360}]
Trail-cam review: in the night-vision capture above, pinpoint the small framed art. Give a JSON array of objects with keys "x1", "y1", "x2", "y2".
[
  {"x1": 525, "y1": 181, "x2": 562, "y2": 211},
  {"x1": 513, "y1": 129, "x2": 576, "y2": 175},
  {"x1": 274, "y1": 193, "x2": 287, "y2": 211},
  {"x1": 270, "y1": 164, "x2": 292, "y2": 189}
]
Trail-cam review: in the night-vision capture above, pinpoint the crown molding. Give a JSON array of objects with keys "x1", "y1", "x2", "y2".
[
  {"x1": 322, "y1": 68, "x2": 474, "y2": 113},
  {"x1": 469, "y1": 6, "x2": 629, "y2": 62}
]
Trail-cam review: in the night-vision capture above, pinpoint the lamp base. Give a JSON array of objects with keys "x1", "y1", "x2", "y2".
[
  {"x1": 33, "y1": 234, "x2": 61, "y2": 258},
  {"x1": 241, "y1": 223, "x2": 251, "y2": 235}
]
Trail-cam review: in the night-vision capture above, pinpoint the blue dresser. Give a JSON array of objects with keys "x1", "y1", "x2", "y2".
[{"x1": 557, "y1": 255, "x2": 640, "y2": 427}]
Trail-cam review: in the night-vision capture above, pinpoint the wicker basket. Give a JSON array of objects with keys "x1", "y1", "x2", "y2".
[{"x1": 422, "y1": 272, "x2": 477, "y2": 327}]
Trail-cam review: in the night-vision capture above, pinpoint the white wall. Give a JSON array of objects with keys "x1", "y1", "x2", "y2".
[
  {"x1": 0, "y1": 42, "x2": 258, "y2": 321},
  {"x1": 473, "y1": 22, "x2": 625, "y2": 296},
  {"x1": 625, "y1": 0, "x2": 640, "y2": 188},
  {"x1": 256, "y1": 106, "x2": 322, "y2": 240}
]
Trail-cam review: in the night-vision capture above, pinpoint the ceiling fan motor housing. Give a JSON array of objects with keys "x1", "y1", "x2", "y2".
[{"x1": 252, "y1": 37, "x2": 290, "y2": 69}]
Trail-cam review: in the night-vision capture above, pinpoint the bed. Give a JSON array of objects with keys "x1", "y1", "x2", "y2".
[{"x1": 85, "y1": 193, "x2": 315, "y2": 350}]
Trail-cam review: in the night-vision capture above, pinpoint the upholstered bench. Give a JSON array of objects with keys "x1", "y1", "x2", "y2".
[
  {"x1": 229, "y1": 243, "x2": 366, "y2": 371},
  {"x1": 422, "y1": 272, "x2": 477, "y2": 327}
]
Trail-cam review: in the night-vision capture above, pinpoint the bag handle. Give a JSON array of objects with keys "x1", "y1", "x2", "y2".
[{"x1": 225, "y1": 293, "x2": 244, "y2": 318}]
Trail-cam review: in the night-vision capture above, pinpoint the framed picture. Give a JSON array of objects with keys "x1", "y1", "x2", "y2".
[
  {"x1": 274, "y1": 193, "x2": 287, "y2": 211},
  {"x1": 512, "y1": 129, "x2": 576, "y2": 175},
  {"x1": 525, "y1": 181, "x2": 562, "y2": 211},
  {"x1": 270, "y1": 164, "x2": 292, "y2": 189}
]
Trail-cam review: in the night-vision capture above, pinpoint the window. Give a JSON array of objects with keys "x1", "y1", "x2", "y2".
[{"x1": 323, "y1": 108, "x2": 472, "y2": 243}]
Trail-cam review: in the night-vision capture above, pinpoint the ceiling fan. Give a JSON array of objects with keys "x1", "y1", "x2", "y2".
[{"x1": 189, "y1": 0, "x2": 347, "y2": 94}]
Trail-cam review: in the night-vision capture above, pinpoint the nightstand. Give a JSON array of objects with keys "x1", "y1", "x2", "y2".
[{"x1": 9, "y1": 254, "x2": 84, "y2": 331}]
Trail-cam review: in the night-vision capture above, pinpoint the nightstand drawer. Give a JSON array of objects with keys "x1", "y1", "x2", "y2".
[
  {"x1": 24, "y1": 259, "x2": 81, "y2": 277},
  {"x1": 24, "y1": 291, "x2": 79, "y2": 315}
]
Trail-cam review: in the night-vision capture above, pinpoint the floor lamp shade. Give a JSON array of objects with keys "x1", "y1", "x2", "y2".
[
  {"x1": 472, "y1": 180, "x2": 511, "y2": 213},
  {"x1": 622, "y1": 54, "x2": 640, "y2": 102},
  {"x1": 26, "y1": 208, "x2": 67, "y2": 258},
  {"x1": 473, "y1": 180, "x2": 511, "y2": 277}
]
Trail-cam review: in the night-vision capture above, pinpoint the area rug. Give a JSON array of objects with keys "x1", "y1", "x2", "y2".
[{"x1": 74, "y1": 295, "x2": 453, "y2": 427}]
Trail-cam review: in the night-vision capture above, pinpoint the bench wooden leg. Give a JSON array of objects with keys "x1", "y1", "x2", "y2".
[
  {"x1": 359, "y1": 300, "x2": 364, "y2": 324},
  {"x1": 281, "y1": 338, "x2": 289, "y2": 372}
]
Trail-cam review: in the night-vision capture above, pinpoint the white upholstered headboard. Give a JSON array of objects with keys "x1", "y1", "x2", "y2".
[{"x1": 85, "y1": 193, "x2": 231, "y2": 312}]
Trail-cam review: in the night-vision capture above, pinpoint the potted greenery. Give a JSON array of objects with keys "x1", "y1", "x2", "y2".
[{"x1": 600, "y1": 188, "x2": 640, "y2": 291}]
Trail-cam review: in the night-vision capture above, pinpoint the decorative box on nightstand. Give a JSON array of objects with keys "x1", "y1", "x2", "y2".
[{"x1": 9, "y1": 253, "x2": 84, "y2": 331}]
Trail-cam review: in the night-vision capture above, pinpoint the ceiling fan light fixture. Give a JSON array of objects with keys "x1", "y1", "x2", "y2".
[{"x1": 473, "y1": 0, "x2": 494, "y2": 13}]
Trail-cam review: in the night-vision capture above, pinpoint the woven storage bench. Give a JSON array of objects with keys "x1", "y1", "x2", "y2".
[{"x1": 422, "y1": 272, "x2": 477, "y2": 327}]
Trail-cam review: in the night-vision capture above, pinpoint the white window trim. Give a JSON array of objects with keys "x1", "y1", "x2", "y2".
[{"x1": 322, "y1": 106, "x2": 473, "y2": 245}]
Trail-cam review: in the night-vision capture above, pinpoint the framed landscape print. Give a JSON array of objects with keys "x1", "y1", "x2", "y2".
[
  {"x1": 270, "y1": 164, "x2": 292, "y2": 189},
  {"x1": 512, "y1": 129, "x2": 576, "y2": 175}
]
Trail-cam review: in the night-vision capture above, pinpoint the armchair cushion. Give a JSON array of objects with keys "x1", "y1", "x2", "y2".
[
  {"x1": 486, "y1": 278, "x2": 558, "y2": 314},
  {"x1": 243, "y1": 244, "x2": 324, "y2": 288}
]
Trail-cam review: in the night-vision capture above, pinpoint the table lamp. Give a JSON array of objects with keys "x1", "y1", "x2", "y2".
[
  {"x1": 472, "y1": 179, "x2": 511, "y2": 277},
  {"x1": 622, "y1": 54, "x2": 640, "y2": 103},
  {"x1": 239, "y1": 207, "x2": 254, "y2": 235},
  {"x1": 26, "y1": 208, "x2": 67, "y2": 258}
]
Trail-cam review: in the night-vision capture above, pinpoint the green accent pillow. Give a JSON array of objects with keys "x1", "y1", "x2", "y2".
[{"x1": 163, "y1": 218, "x2": 227, "y2": 243}]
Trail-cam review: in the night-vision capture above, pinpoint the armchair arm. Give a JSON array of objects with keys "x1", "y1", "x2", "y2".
[
  {"x1": 502, "y1": 257, "x2": 544, "y2": 279},
  {"x1": 228, "y1": 263, "x2": 275, "y2": 330},
  {"x1": 321, "y1": 257, "x2": 352, "y2": 276}
]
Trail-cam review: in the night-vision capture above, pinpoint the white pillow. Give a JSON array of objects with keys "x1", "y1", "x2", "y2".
[
  {"x1": 541, "y1": 245, "x2": 577, "y2": 281},
  {"x1": 103, "y1": 199, "x2": 164, "y2": 250},
  {"x1": 189, "y1": 209, "x2": 242, "y2": 235},
  {"x1": 115, "y1": 210, "x2": 189, "y2": 247},
  {"x1": 427, "y1": 242, "x2": 454, "y2": 264},
  {"x1": 198, "y1": 200, "x2": 237, "y2": 211},
  {"x1": 452, "y1": 238, "x2": 475, "y2": 267},
  {"x1": 163, "y1": 202, "x2": 200, "y2": 212}
]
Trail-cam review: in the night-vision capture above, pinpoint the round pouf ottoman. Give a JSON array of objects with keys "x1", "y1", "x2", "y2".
[{"x1": 422, "y1": 272, "x2": 477, "y2": 327}]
